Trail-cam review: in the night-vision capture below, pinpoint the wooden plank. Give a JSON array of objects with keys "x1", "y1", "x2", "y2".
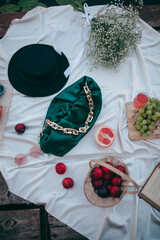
[
  {"x1": 0, "y1": 172, "x2": 30, "y2": 205},
  {"x1": 0, "y1": 12, "x2": 25, "y2": 38},
  {"x1": 0, "y1": 172, "x2": 87, "y2": 240},
  {"x1": 0, "y1": 4, "x2": 160, "y2": 38},
  {"x1": 139, "y1": 4, "x2": 160, "y2": 30},
  {"x1": 125, "y1": 102, "x2": 160, "y2": 141},
  {"x1": 48, "y1": 214, "x2": 88, "y2": 240},
  {"x1": 0, "y1": 12, "x2": 25, "y2": 25},
  {"x1": 0, "y1": 209, "x2": 41, "y2": 240}
]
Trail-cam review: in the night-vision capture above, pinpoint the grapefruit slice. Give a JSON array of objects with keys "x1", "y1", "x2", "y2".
[{"x1": 95, "y1": 126, "x2": 116, "y2": 147}]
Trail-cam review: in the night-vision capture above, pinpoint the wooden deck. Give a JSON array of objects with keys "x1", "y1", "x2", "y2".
[
  {"x1": 0, "y1": 4, "x2": 160, "y2": 38},
  {"x1": 0, "y1": 3, "x2": 160, "y2": 240},
  {"x1": 0, "y1": 172, "x2": 87, "y2": 240}
]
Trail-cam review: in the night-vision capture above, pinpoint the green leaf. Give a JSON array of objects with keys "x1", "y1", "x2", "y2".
[
  {"x1": 33, "y1": 2, "x2": 47, "y2": 8},
  {"x1": 55, "y1": 0, "x2": 85, "y2": 12},
  {"x1": 21, "y1": 6, "x2": 34, "y2": 12},
  {"x1": 18, "y1": 0, "x2": 38, "y2": 8},
  {"x1": 21, "y1": 2, "x2": 47, "y2": 12},
  {"x1": 0, "y1": 4, "x2": 20, "y2": 13},
  {"x1": 55, "y1": 0, "x2": 68, "y2": 5}
]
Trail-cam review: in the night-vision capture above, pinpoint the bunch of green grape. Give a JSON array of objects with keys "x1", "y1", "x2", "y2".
[{"x1": 135, "y1": 98, "x2": 160, "y2": 138}]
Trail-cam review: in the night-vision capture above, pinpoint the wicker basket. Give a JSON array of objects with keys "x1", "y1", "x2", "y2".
[{"x1": 84, "y1": 155, "x2": 139, "y2": 207}]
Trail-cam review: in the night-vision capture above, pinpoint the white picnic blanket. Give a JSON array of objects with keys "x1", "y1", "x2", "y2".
[{"x1": 0, "y1": 5, "x2": 160, "y2": 240}]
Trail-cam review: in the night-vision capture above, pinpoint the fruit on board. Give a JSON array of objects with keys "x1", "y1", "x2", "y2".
[
  {"x1": 110, "y1": 185, "x2": 121, "y2": 197},
  {"x1": 135, "y1": 97, "x2": 160, "y2": 137},
  {"x1": 15, "y1": 123, "x2": 26, "y2": 134},
  {"x1": 97, "y1": 186, "x2": 110, "y2": 198},
  {"x1": 92, "y1": 179, "x2": 104, "y2": 188},
  {"x1": 111, "y1": 176, "x2": 122, "y2": 186},
  {"x1": 91, "y1": 162, "x2": 127, "y2": 199},
  {"x1": 0, "y1": 106, "x2": 2, "y2": 119},
  {"x1": 95, "y1": 126, "x2": 116, "y2": 147},
  {"x1": 55, "y1": 163, "x2": 66, "y2": 174},
  {"x1": 92, "y1": 167, "x2": 103, "y2": 179},
  {"x1": 62, "y1": 178, "x2": 74, "y2": 189},
  {"x1": 102, "y1": 162, "x2": 114, "y2": 174}
]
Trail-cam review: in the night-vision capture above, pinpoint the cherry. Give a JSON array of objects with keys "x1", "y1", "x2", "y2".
[
  {"x1": 55, "y1": 163, "x2": 66, "y2": 174},
  {"x1": 62, "y1": 178, "x2": 74, "y2": 189}
]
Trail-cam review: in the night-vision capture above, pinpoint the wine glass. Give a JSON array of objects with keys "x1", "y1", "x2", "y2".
[
  {"x1": 132, "y1": 92, "x2": 149, "y2": 118},
  {"x1": 133, "y1": 92, "x2": 149, "y2": 109}
]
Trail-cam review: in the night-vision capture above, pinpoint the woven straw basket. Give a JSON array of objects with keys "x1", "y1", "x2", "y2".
[{"x1": 84, "y1": 155, "x2": 139, "y2": 207}]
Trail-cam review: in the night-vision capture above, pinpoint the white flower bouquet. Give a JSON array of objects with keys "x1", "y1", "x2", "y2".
[{"x1": 87, "y1": 4, "x2": 142, "y2": 69}]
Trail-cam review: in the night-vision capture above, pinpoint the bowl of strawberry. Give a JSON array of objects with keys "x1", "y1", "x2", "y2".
[{"x1": 84, "y1": 155, "x2": 139, "y2": 207}]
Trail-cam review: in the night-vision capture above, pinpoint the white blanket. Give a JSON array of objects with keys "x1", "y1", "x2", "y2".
[{"x1": 0, "y1": 5, "x2": 160, "y2": 240}]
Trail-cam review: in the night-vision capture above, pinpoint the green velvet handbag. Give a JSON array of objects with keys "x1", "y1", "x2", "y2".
[{"x1": 40, "y1": 76, "x2": 102, "y2": 156}]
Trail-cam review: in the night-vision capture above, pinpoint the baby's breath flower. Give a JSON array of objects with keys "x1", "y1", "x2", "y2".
[{"x1": 87, "y1": 4, "x2": 142, "y2": 70}]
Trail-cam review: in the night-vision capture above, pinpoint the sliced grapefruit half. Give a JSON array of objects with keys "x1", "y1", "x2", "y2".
[{"x1": 95, "y1": 126, "x2": 116, "y2": 147}]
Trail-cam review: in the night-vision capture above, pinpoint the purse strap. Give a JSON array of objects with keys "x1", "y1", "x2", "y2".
[
  {"x1": 40, "y1": 82, "x2": 94, "y2": 136},
  {"x1": 90, "y1": 159, "x2": 139, "y2": 194}
]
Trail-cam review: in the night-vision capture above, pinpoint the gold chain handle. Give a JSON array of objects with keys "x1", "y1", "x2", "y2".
[
  {"x1": 90, "y1": 159, "x2": 139, "y2": 194},
  {"x1": 40, "y1": 82, "x2": 94, "y2": 136}
]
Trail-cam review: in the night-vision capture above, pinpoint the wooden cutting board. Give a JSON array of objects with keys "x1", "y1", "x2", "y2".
[{"x1": 125, "y1": 102, "x2": 160, "y2": 141}]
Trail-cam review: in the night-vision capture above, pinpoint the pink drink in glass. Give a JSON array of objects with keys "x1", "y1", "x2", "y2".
[{"x1": 133, "y1": 93, "x2": 149, "y2": 109}]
